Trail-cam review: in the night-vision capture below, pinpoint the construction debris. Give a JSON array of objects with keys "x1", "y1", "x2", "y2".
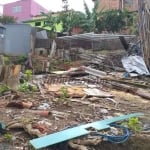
[
  {"x1": 30, "y1": 113, "x2": 143, "y2": 149},
  {"x1": 0, "y1": 42, "x2": 150, "y2": 150},
  {"x1": 121, "y1": 55, "x2": 150, "y2": 76}
]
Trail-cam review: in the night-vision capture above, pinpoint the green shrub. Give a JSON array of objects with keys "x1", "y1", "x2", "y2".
[{"x1": 122, "y1": 117, "x2": 142, "y2": 133}]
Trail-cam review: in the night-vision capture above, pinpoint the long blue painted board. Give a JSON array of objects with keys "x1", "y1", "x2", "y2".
[{"x1": 30, "y1": 113, "x2": 143, "y2": 149}]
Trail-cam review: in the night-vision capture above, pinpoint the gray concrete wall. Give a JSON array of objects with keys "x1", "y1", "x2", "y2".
[
  {"x1": 0, "y1": 38, "x2": 5, "y2": 54},
  {"x1": 93, "y1": 38, "x2": 132, "y2": 50},
  {"x1": 4, "y1": 24, "x2": 32, "y2": 56},
  {"x1": 0, "y1": 27, "x2": 6, "y2": 54}
]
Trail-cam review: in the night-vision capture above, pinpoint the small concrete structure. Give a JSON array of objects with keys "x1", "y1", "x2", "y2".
[
  {"x1": 0, "y1": 23, "x2": 6, "y2": 53},
  {"x1": 0, "y1": 24, "x2": 32, "y2": 56}
]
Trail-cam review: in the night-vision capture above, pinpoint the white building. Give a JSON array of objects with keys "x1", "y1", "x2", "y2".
[{"x1": 0, "y1": 4, "x2": 3, "y2": 16}]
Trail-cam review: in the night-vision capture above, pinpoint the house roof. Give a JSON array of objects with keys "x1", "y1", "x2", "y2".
[
  {"x1": 0, "y1": 23, "x2": 5, "y2": 28},
  {"x1": 57, "y1": 33, "x2": 135, "y2": 42}
]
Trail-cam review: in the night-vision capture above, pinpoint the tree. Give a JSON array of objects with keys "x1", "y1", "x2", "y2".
[
  {"x1": 0, "y1": 15, "x2": 16, "y2": 24},
  {"x1": 97, "y1": 10, "x2": 127, "y2": 32},
  {"x1": 41, "y1": 12, "x2": 60, "y2": 57},
  {"x1": 82, "y1": 0, "x2": 103, "y2": 32},
  {"x1": 82, "y1": 0, "x2": 130, "y2": 33},
  {"x1": 62, "y1": 0, "x2": 69, "y2": 11},
  {"x1": 96, "y1": 9, "x2": 137, "y2": 33},
  {"x1": 125, "y1": 11, "x2": 138, "y2": 34},
  {"x1": 59, "y1": 0, "x2": 103, "y2": 34},
  {"x1": 59, "y1": 10, "x2": 85, "y2": 35},
  {"x1": 41, "y1": 12, "x2": 59, "y2": 39}
]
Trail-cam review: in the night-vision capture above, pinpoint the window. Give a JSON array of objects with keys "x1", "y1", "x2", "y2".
[
  {"x1": 35, "y1": 22, "x2": 41, "y2": 26},
  {"x1": 44, "y1": 21, "x2": 50, "y2": 26},
  {"x1": 0, "y1": 27, "x2": 5, "y2": 38},
  {"x1": 44, "y1": 21, "x2": 47, "y2": 25},
  {"x1": 0, "y1": 28, "x2": 4, "y2": 34},
  {"x1": 124, "y1": 0, "x2": 134, "y2": 9},
  {"x1": 12, "y1": 6, "x2": 22, "y2": 13},
  {"x1": 39, "y1": 9, "x2": 44, "y2": 14}
]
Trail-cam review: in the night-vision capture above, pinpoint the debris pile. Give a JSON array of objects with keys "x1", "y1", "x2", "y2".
[{"x1": 0, "y1": 39, "x2": 150, "y2": 149}]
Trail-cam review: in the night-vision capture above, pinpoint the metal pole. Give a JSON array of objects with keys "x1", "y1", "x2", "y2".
[
  {"x1": 92, "y1": 40, "x2": 94, "y2": 53},
  {"x1": 108, "y1": 0, "x2": 110, "y2": 9},
  {"x1": 122, "y1": 0, "x2": 124, "y2": 10}
]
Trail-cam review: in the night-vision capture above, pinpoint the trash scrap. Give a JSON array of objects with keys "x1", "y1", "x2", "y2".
[
  {"x1": 7, "y1": 118, "x2": 52, "y2": 137},
  {"x1": 83, "y1": 88, "x2": 113, "y2": 98},
  {"x1": 0, "y1": 37, "x2": 150, "y2": 150},
  {"x1": 0, "y1": 122, "x2": 6, "y2": 134},
  {"x1": 119, "y1": 36, "x2": 149, "y2": 76},
  {"x1": 82, "y1": 66, "x2": 107, "y2": 78},
  {"x1": 7, "y1": 101, "x2": 33, "y2": 109},
  {"x1": 30, "y1": 113, "x2": 143, "y2": 149},
  {"x1": 122, "y1": 55, "x2": 150, "y2": 76}
]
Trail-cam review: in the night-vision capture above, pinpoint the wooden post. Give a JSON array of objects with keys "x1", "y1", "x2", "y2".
[
  {"x1": 138, "y1": 0, "x2": 150, "y2": 69},
  {"x1": 1, "y1": 65, "x2": 21, "y2": 90}
]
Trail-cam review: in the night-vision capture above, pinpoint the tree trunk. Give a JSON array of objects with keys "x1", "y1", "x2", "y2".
[
  {"x1": 0, "y1": 65, "x2": 21, "y2": 90},
  {"x1": 50, "y1": 39, "x2": 56, "y2": 58}
]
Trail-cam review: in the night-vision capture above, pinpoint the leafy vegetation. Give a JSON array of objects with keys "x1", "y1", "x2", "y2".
[
  {"x1": 82, "y1": 0, "x2": 103, "y2": 32},
  {"x1": 41, "y1": 11, "x2": 60, "y2": 56},
  {"x1": 122, "y1": 117, "x2": 143, "y2": 133},
  {"x1": 57, "y1": 87, "x2": 70, "y2": 104},
  {"x1": 127, "y1": 12, "x2": 138, "y2": 34},
  {"x1": 41, "y1": 12, "x2": 59, "y2": 39},
  {"x1": 60, "y1": 87, "x2": 68, "y2": 101},
  {"x1": 0, "y1": 85, "x2": 9, "y2": 95},
  {"x1": 60, "y1": 87, "x2": 68, "y2": 99},
  {"x1": 18, "y1": 82, "x2": 29, "y2": 92},
  {"x1": 96, "y1": 10, "x2": 127, "y2": 32},
  {"x1": 59, "y1": 10, "x2": 85, "y2": 35},
  {"x1": 39, "y1": 0, "x2": 137, "y2": 36},
  {"x1": 4, "y1": 56, "x2": 10, "y2": 65},
  {"x1": 18, "y1": 82, "x2": 37, "y2": 92},
  {"x1": 25, "y1": 69, "x2": 32, "y2": 81},
  {"x1": 4, "y1": 133, "x2": 13, "y2": 142},
  {"x1": 83, "y1": 0, "x2": 138, "y2": 33},
  {"x1": 0, "y1": 15, "x2": 16, "y2": 24},
  {"x1": 15, "y1": 55, "x2": 27, "y2": 65}
]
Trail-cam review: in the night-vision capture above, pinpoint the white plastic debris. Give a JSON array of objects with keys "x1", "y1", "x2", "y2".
[
  {"x1": 100, "y1": 109, "x2": 108, "y2": 114},
  {"x1": 121, "y1": 55, "x2": 150, "y2": 75},
  {"x1": 38, "y1": 103, "x2": 50, "y2": 110}
]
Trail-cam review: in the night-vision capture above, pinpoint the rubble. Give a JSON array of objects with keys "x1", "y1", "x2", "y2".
[
  {"x1": 0, "y1": 47, "x2": 150, "y2": 150},
  {"x1": 29, "y1": 113, "x2": 143, "y2": 149}
]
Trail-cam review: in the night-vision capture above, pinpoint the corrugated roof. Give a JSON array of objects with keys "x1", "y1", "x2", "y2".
[
  {"x1": 0, "y1": 23, "x2": 5, "y2": 28},
  {"x1": 57, "y1": 33, "x2": 135, "y2": 42}
]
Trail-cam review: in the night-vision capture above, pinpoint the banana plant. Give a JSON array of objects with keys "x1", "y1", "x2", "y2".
[
  {"x1": 82, "y1": 0, "x2": 104, "y2": 32},
  {"x1": 41, "y1": 12, "x2": 60, "y2": 39},
  {"x1": 58, "y1": 10, "x2": 85, "y2": 35},
  {"x1": 41, "y1": 12, "x2": 60, "y2": 57}
]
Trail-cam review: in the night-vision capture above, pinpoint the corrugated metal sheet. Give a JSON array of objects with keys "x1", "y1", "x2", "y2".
[
  {"x1": 0, "y1": 25, "x2": 6, "y2": 54},
  {"x1": 0, "y1": 38, "x2": 5, "y2": 54},
  {"x1": 35, "y1": 39, "x2": 51, "y2": 48},
  {"x1": 3, "y1": 24, "x2": 32, "y2": 56},
  {"x1": 57, "y1": 33, "x2": 135, "y2": 41},
  {"x1": 57, "y1": 33, "x2": 135, "y2": 50}
]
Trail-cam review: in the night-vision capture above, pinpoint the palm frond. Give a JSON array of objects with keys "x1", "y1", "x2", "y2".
[{"x1": 83, "y1": 0, "x2": 91, "y2": 19}]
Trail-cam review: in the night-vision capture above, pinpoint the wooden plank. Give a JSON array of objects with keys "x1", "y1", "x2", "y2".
[
  {"x1": 139, "y1": 0, "x2": 150, "y2": 69},
  {"x1": 30, "y1": 113, "x2": 143, "y2": 149}
]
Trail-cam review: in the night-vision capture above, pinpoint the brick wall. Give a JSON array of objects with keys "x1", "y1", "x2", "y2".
[
  {"x1": 96, "y1": 0, "x2": 120, "y2": 11},
  {"x1": 94, "y1": 0, "x2": 138, "y2": 11}
]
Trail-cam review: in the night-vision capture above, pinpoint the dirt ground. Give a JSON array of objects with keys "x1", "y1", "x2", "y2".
[
  {"x1": 0, "y1": 51, "x2": 150, "y2": 150},
  {"x1": 0, "y1": 85, "x2": 150, "y2": 150}
]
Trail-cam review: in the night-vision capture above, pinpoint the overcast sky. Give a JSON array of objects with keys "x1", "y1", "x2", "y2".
[{"x1": 0, "y1": 0, "x2": 94, "y2": 13}]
